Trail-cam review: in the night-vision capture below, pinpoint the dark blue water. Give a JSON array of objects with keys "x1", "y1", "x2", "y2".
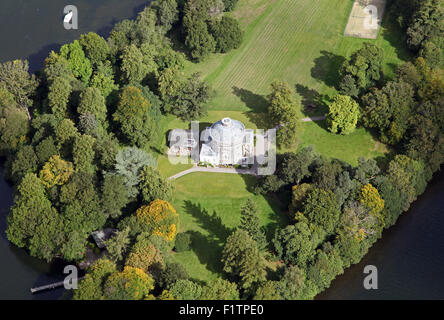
[{"x1": 318, "y1": 171, "x2": 444, "y2": 299}]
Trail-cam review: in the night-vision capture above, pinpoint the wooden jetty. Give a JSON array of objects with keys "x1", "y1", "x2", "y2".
[{"x1": 30, "y1": 276, "x2": 85, "y2": 294}]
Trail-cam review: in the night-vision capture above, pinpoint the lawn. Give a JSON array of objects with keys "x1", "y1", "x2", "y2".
[
  {"x1": 158, "y1": 0, "x2": 407, "y2": 283},
  {"x1": 168, "y1": 172, "x2": 288, "y2": 283},
  {"x1": 183, "y1": 0, "x2": 410, "y2": 113}
]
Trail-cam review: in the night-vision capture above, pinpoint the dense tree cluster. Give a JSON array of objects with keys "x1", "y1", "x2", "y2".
[{"x1": 182, "y1": 0, "x2": 244, "y2": 61}]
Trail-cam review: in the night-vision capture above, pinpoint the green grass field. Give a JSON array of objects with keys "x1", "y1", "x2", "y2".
[
  {"x1": 156, "y1": 0, "x2": 408, "y2": 283},
  {"x1": 168, "y1": 173, "x2": 287, "y2": 282},
  {"x1": 184, "y1": 0, "x2": 409, "y2": 113}
]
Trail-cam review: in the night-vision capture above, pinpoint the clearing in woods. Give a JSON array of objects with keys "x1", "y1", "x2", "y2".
[{"x1": 162, "y1": 0, "x2": 408, "y2": 283}]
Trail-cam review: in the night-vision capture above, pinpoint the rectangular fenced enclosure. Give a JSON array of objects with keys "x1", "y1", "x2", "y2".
[{"x1": 344, "y1": 0, "x2": 386, "y2": 39}]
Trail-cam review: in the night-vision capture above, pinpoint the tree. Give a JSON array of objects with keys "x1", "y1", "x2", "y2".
[
  {"x1": 54, "y1": 118, "x2": 78, "y2": 145},
  {"x1": 103, "y1": 266, "x2": 154, "y2": 300},
  {"x1": 360, "y1": 81, "x2": 415, "y2": 145},
  {"x1": 326, "y1": 95, "x2": 360, "y2": 135},
  {"x1": 303, "y1": 188, "x2": 341, "y2": 235},
  {"x1": 47, "y1": 77, "x2": 72, "y2": 119},
  {"x1": 387, "y1": 155, "x2": 429, "y2": 205},
  {"x1": 239, "y1": 199, "x2": 267, "y2": 250},
  {"x1": 126, "y1": 233, "x2": 164, "y2": 273},
  {"x1": 104, "y1": 227, "x2": 131, "y2": 262},
  {"x1": 406, "y1": 114, "x2": 444, "y2": 174},
  {"x1": 101, "y1": 175, "x2": 129, "y2": 218},
  {"x1": 6, "y1": 173, "x2": 63, "y2": 262},
  {"x1": 278, "y1": 146, "x2": 317, "y2": 185},
  {"x1": 90, "y1": 71, "x2": 118, "y2": 100},
  {"x1": 254, "y1": 281, "x2": 281, "y2": 300},
  {"x1": 158, "y1": 262, "x2": 189, "y2": 289},
  {"x1": 136, "y1": 200, "x2": 179, "y2": 242},
  {"x1": 174, "y1": 232, "x2": 191, "y2": 252},
  {"x1": 77, "y1": 87, "x2": 107, "y2": 124},
  {"x1": 268, "y1": 80, "x2": 301, "y2": 147},
  {"x1": 210, "y1": 16, "x2": 243, "y2": 53},
  {"x1": 74, "y1": 259, "x2": 116, "y2": 300},
  {"x1": 272, "y1": 222, "x2": 316, "y2": 268},
  {"x1": 139, "y1": 165, "x2": 174, "y2": 203},
  {"x1": 373, "y1": 176, "x2": 408, "y2": 228},
  {"x1": 183, "y1": 4, "x2": 216, "y2": 61},
  {"x1": 120, "y1": 44, "x2": 149, "y2": 84},
  {"x1": 0, "y1": 60, "x2": 38, "y2": 119},
  {"x1": 8, "y1": 145, "x2": 38, "y2": 184},
  {"x1": 59, "y1": 40, "x2": 93, "y2": 84},
  {"x1": 307, "y1": 243, "x2": 344, "y2": 292},
  {"x1": 170, "y1": 280, "x2": 202, "y2": 300},
  {"x1": 406, "y1": 0, "x2": 444, "y2": 50},
  {"x1": 172, "y1": 73, "x2": 210, "y2": 121},
  {"x1": 113, "y1": 86, "x2": 156, "y2": 146},
  {"x1": 79, "y1": 32, "x2": 110, "y2": 65},
  {"x1": 223, "y1": 0, "x2": 239, "y2": 11},
  {"x1": 419, "y1": 40, "x2": 443, "y2": 68},
  {"x1": 35, "y1": 136, "x2": 59, "y2": 166},
  {"x1": 354, "y1": 157, "x2": 380, "y2": 185},
  {"x1": 59, "y1": 173, "x2": 107, "y2": 252},
  {"x1": 289, "y1": 183, "x2": 314, "y2": 219},
  {"x1": 95, "y1": 133, "x2": 119, "y2": 170},
  {"x1": 73, "y1": 134, "x2": 96, "y2": 174},
  {"x1": 221, "y1": 229, "x2": 267, "y2": 290},
  {"x1": 39, "y1": 155, "x2": 74, "y2": 188},
  {"x1": 113, "y1": 147, "x2": 156, "y2": 198},
  {"x1": 201, "y1": 278, "x2": 239, "y2": 300},
  {"x1": 339, "y1": 43, "x2": 384, "y2": 97},
  {"x1": 153, "y1": 0, "x2": 179, "y2": 32},
  {"x1": 276, "y1": 265, "x2": 308, "y2": 300}
]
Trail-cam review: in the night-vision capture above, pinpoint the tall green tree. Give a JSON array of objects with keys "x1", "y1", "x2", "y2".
[
  {"x1": 268, "y1": 80, "x2": 301, "y2": 147},
  {"x1": 113, "y1": 86, "x2": 156, "y2": 146},
  {"x1": 0, "y1": 60, "x2": 38, "y2": 119},
  {"x1": 60, "y1": 40, "x2": 93, "y2": 84},
  {"x1": 79, "y1": 32, "x2": 110, "y2": 65},
  {"x1": 139, "y1": 165, "x2": 174, "y2": 203},
  {"x1": 239, "y1": 199, "x2": 267, "y2": 250},
  {"x1": 326, "y1": 94, "x2": 360, "y2": 135},
  {"x1": 339, "y1": 43, "x2": 384, "y2": 97},
  {"x1": 222, "y1": 229, "x2": 267, "y2": 290},
  {"x1": 6, "y1": 173, "x2": 63, "y2": 262}
]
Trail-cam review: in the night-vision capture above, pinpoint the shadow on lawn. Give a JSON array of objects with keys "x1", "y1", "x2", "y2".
[
  {"x1": 311, "y1": 50, "x2": 346, "y2": 89},
  {"x1": 187, "y1": 230, "x2": 224, "y2": 275},
  {"x1": 183, "y1": 201, "x2": 234, "y2": 273},
  {"x1": 295, "y1": 84, "x2": 330, "y2": 117}
]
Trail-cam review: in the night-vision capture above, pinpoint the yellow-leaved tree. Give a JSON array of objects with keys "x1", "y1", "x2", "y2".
[
  {"x1": 136, "y1": 199, "x2": 178, "y2": 242},
  {"x1": 39, "y1": 155, "x2": 74, "y2": 188}
]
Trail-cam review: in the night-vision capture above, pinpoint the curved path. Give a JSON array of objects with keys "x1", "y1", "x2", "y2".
[{"x1": 168, "y1": 164, "x2": 257, "y2": 180}]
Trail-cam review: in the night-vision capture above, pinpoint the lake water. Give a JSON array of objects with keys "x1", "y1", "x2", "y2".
[
  {"x1": 0, "y1": 0, "x2": 151, "y2": 299},
  {"x1": 1, "y1": 0, "x2": 443, "y2": 300}
]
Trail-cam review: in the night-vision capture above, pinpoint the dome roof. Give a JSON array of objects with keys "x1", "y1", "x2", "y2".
[{"x1": 209, "y1": 118, "x2": 245, "y2": 145}]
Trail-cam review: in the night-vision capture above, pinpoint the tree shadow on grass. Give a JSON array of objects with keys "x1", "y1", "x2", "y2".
[
  {"x1": 232, "y1": 86, "x2": 268, "y2": 113},
  {"x1": 187, "y1": 230, "x2": 224, "y2": 275},
  {"x1": 182, "y1": 200, "x2": 235, "y2": 275},
  {"x1": 295, "y1": 84, "x2": 330, "y2": 117},
  {"x1": 183, "y1": 201, "x2": 233, "y2": 245},
  {"x1": 311, "y1": 50, "x2": 346, "y2": 89}
]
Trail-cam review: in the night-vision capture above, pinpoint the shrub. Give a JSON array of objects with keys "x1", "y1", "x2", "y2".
[{"x1": 174, "y1": 232, "x2": 191, "y2": 252}]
